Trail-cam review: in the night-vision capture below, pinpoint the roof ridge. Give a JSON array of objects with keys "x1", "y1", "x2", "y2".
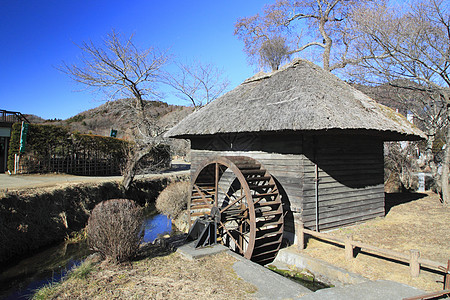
[{"x1": 243, "y1": 58, "x2": 312, "y2": 84}]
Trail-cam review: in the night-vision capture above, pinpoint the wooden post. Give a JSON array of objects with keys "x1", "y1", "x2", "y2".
[
  {"x1": 14, "y1": 154, "x2": 17, "y2": 174},
  {"x1": 295, "y1": 217, "x2": 305, "y2": 250},
  {"x1": 445, "y1": 260, "x2": 450, "y2": 290},
  {"x1": 410, "y1": 249, "x2": 420, "y2": 277},
  {"x1": 345, "y1": 235, "x2": 354, "y2": 260},
  {"x1": 298, "y1": 222, "x2": 305, "y2": 250}
]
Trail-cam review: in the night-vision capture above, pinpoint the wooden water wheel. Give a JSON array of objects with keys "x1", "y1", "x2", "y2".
[{"x1": 189, "y1": 156, "x2": 284, "y2": 265}]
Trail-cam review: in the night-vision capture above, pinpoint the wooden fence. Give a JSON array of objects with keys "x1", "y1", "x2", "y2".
[
  {"x1": 403, "y1": 289, "x2": 450, "y2": 300},
  {"x1": 296, "y1": 223, "x2": 449, "y2": 287},
  {"x1": 16, "y1": 155, "x2": 123, "y2": 176}
]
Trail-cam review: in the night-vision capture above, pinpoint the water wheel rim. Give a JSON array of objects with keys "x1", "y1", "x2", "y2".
[{"x1": 190, "y1": 156, "x2": 256, "y2": 258}]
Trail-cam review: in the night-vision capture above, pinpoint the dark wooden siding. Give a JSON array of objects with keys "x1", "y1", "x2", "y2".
[
  {"x1": 301, "y1": 135, "x2": 385, "y2": 230},
  {"x1": 190, "y1": 133, "x2": 386, "y2": 234}
]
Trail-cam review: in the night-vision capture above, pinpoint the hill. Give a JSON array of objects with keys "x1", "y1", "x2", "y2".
[
  {"x1": 58, "y1": 99, "x2": 193, "y2": 139},
  {"x1": 352, "y1": 83, "x2": 405, "y2": 112},
  {"x1": 352, "y1": 80, "x2": 431, "y2": 116},
  {"x1": 23, "y1": 114, "x2": 47, "y2": 124},
  {"x1": 37, "y1": 99, "x2": 194, "y2": 156}
]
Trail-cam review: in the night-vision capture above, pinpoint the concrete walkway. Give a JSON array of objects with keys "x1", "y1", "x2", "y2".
[
  {"x1": 231, "y1": 253, "x2": 311, "y2": 299},
  {"x1": 177, "y1": 243, "x2": 426, "y2": 300},
  {"x1": 299, "y1": 280, "x2": 425, "y2": 300},
  {"x1": 177, "y1": 242, "x2": 312, "y2": 299},
  {"x1": 273, "y1": 247, "x2": 368, "y2": 287}
]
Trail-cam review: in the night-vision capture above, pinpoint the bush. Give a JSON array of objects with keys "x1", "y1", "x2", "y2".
[
  {"x1": 87, "y1": 199, "x2": 144, "y2": 263},
  {"x1": 156, "y1": 182, "x2": 190, "y2": 219}
]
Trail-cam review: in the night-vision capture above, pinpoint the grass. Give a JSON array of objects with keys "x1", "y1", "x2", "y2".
[
  {"x1": 32, "y1": 260, "x2": 96, "y2": 299},
  {"x1": 33, "y1": 283, "x2": 60, "y2": 300},
  {"x1": 32, "y1": 243, "x2": 257, "y2": 299},
  {"x1": 300, "y1": 192, "x2": 449, "y2": 292},
  {"x1": 68, "y1": 261, "x2": 96, "y2": 280},
  {"x1": 65, "y1": 228, "x2": 87, "y2": 244}
]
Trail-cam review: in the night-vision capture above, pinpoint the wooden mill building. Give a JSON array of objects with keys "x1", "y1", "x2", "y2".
[{"x1": 166, "y1": 59, "x2": 425, "y2": 248}]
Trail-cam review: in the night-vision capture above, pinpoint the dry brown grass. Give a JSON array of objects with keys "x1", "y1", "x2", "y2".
[
  {"x1": 39, "y1": 244, "x2": 257, "y2": 299},
  {"x1": 300, "y1": 192, "x2": 449, "y2": 292}
]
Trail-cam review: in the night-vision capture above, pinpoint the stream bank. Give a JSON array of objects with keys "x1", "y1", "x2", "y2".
[
  {"x1": 0, "y1": 210, "x2": 176, "y2": 300},
  {"x1": 0, "y1": 173, "x2": 189, "y2": 266}
]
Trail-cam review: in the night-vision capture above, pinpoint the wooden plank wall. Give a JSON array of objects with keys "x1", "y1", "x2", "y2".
[{"x1": 302, "y1": 135, "x2": 385, "y2": 231}]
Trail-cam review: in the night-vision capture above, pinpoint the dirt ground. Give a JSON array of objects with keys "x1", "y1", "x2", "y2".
[
  {"x1": 299, "y1": 192, "x2": 449, "y2": 292},
  {"x1": 34, "y1": 244, "x2": 257, "y2": 300}
]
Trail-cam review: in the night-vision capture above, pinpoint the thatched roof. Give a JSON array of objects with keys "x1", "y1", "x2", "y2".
[{"x1": 165, "y1": 59, "x2": 425, "y2": 141}]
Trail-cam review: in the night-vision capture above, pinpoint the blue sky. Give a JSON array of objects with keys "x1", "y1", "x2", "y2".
[{"x1": 0, "y1": 0, "x2": 271, "y2": 120}]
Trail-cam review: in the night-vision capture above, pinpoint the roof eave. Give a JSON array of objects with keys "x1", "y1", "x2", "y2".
[{"x1": 165, "y1": 128, "x2": 426, "y2": 141}]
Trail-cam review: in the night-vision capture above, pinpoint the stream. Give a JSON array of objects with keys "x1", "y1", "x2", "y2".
[{"x1": 0, "y1": 210, "x2": 174, "y2": 300}]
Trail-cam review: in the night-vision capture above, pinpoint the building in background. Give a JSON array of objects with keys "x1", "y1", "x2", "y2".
[{"x1": 0, "y1": 110, "x2": 29, "y2": 173}]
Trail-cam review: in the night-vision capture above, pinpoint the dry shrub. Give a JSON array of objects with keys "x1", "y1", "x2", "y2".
[
  {"x1": 156, "y1": 182, "x2": 190, "y2": 219},
  {"x1": 87, "y1": 198, "x2": 144, "y2": 263}
]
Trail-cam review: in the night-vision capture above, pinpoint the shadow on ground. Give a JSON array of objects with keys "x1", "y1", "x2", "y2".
[{"x1": 384, "y1": 192, "x2": 428, "y2": 214}]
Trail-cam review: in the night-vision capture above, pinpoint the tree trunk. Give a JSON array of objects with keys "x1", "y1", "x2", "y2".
[
  {"x1": 426, "y1": 134, "x2": 435, "y2": 160},
  {"x1": 318, "y1": 19, "x2": 332, "y2": 71},
  {"x1": 323, "y1": 42, "x2": 331, "y2": 71},
  {"x1": 441, "y1": 125, "x2": 450, "y2": 206},
  {"x1": 133, "y1": 93, "x2": 160, "y2": 139},
  {"x1": 122, "y1": 163, "x2": 136, "y2": 191},
  {"x1": 121, "y1": 147, "x2": 148, "y2": 191},
  {"x1": 422, "y1": 132, "x2": 437, "y2": 177}
]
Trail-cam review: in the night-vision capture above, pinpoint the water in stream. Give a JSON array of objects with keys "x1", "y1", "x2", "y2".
[{"x1": 0, "y1": 212, "x2": 173, "y2": 300}]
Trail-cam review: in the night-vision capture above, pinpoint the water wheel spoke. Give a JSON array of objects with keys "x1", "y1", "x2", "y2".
[
  {"x1": 193, "y1": 184, "x2": 213, "y2": 206},
  {"x1": 218, "y1": 221, "x2": 250, "y2": 238},
  {"x1": 236, "y1": 232, "x2": 250, "y2": 246},
  {"x1": 217, "y1": 183, "x2": 243, "y2": 206},
  {"x1": 219, "y1": 221, "x2": 244, "y2": 254},
  {"x1": 226, "y1": 179, "x2": 239, "y2": 196},
  {"x1": 220, "y1": 194, "x2": 246, "y2": 214}
]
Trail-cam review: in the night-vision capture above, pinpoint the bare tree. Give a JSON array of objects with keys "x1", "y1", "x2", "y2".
[
  {"x1": 384, "y1": 141, "x2": 419, "y2": 192},
  {"x1": 164, "y1": 60, "x2": 230, "y2": 110},
  {"x1": 60, "y1": 30, "x2": 170, "y2": 189},
  {"x1": 352, "y1": 0, "x2": 450, "y2": 205},
  {"x1": 391, "y1": 82, "x2": 447, "y2": 165},
  {"x1": 260, "y1": 36, "x2": 291, "y2": 71},
  {"x1": 234, "y1": 0, "x2": 385, "y2": 71}
]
